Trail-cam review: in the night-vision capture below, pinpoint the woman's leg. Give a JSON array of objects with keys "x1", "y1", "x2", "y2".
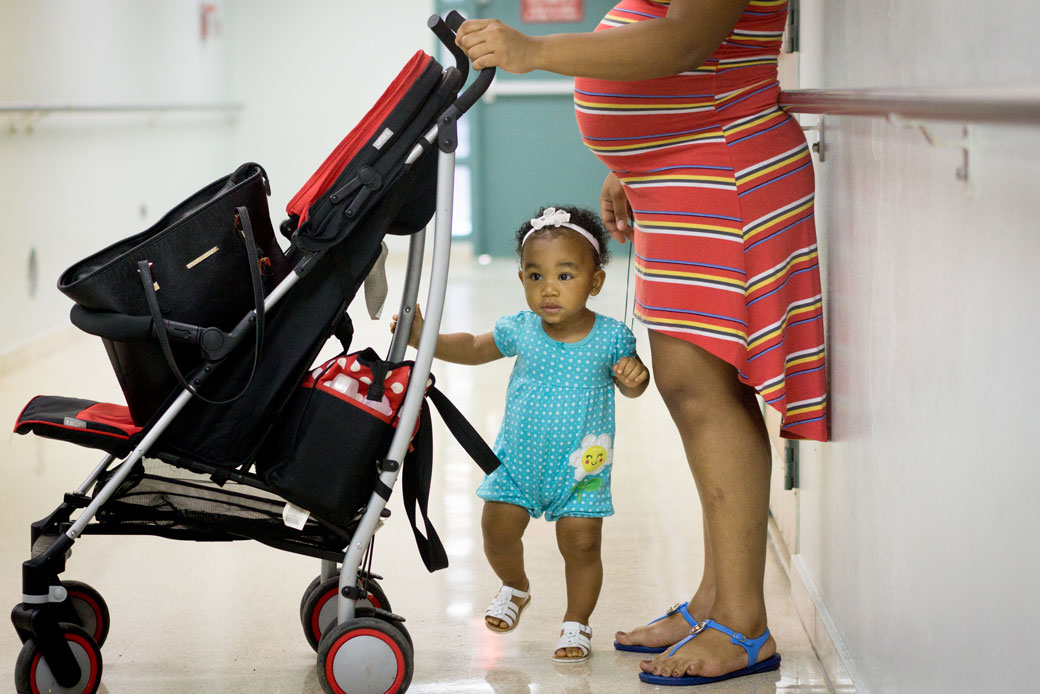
[
  {"x1": 555, "y1": 516, "x2": 603, "y2": 658},
  {"x1": 482, "y1": 501, "x2": 532, "y2": 629},
  {"x1": 639, "y1": 331, "x2": 776, "y2": 677}
]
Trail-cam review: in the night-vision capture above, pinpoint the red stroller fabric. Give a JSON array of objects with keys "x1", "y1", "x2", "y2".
[{"x1": 287, "y1": 50, "x2": 434, "y2": 226}]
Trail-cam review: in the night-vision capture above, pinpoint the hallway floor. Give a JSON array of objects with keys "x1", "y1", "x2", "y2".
[{"x1": 1, "y1": 243, "x2": 835, "y2": 693}]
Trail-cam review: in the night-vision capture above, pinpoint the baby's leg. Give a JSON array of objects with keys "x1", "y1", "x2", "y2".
[
  {"x1": 555, "y1": 516, "x2": 603, "y2": 657},
  {"x1": 482, "y1": 501, "x2": 531, "y2": 629}
]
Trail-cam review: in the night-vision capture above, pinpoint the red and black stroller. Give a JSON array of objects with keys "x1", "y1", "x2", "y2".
[{"x1": 10, "y1": 13, "x2": 495, "y2": 694}]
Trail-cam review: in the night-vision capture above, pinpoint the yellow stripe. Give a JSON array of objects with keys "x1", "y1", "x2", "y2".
[
  {"x1": 747, "y1": 302, "x2": 822, "y2": 350},
  {"x1": 787, "y1": 352, "x2": 826, "y2": 369},
  {"x1": 748, "y1": 0, "x2": 787, "y2": 7},
  {"x1": 638, "y1": 219, "x2": 742, "y2": 235},
  {"x1": 737, "y1": 149, "x2": 810, "y2": 185},
  {"x1": 729, "y1": 35, "x2": 784, "y2": 43},
  {"x1": 746, "y1": 250, "x2": 819, "y2": 294},
  {"x1": 744, "y1": 198, "x2": 814, "y2": 242},
  {"x1": 603, "y1": 13, "x2": 639, "y2": 24},
  {"x1": 787, "y1": 402, "x2": 827, "y2": 416},
  {"x1": 715, "y1": 79, "x2": 773, "y2": 105},
  {"x1": 724, "y1": 110, "x2": 786, "y2": 136},
  {"x1": 574, "y1": 98, "x2": 713, "y2": 111},
  {"x1": 585, "y1": 131, "x2": 721, "y2": 152},
  {"x1": 634, "y1": 309, "x2": 748, "y2": 340},
  {"x1": 620, "y1": 174, "x2": 734, "y2": 185},
  {"x1": 636, "y1": 264, "x2": 746, "y2": 290}
]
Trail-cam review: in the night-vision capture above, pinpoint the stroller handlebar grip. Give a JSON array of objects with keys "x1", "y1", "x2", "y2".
[
  {"x1": 453, "y1": 64, "x2": 496, "y2": 115},
  {"x1": 428, "y1": 14, "x2": 469, "y2": 85}
]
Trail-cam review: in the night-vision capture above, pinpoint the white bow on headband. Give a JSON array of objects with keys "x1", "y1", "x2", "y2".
[
  {"x1": 523, "y1": 207, "x2": 601, "y2": 253},
  {"x1": 530, "y1": 207, "x2": 573, "y2": 230}
]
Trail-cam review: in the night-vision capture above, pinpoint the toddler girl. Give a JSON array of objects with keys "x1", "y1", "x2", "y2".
[{"x1": 393, "y1": 205, "x2": 649, "y2": 662}]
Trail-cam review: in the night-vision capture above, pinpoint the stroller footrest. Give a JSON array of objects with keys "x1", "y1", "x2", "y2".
[{"x1": 14, "y1": 396, "x2": 142, "y2": 457}]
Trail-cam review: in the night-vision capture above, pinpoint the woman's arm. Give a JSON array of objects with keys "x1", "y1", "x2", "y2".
[{"x1": 455, "y1": 0, "x2": 749, "y2": 80}]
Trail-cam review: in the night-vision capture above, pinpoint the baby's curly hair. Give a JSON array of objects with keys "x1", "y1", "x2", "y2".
[{"x1": 514, "y1": 205, "x2": 611, "y2": 267}]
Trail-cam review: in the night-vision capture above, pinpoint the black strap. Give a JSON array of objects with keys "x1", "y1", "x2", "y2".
[
  {"x1": 136, "y1": 205, "x2": 266, "y2": 405},
  {"x1": 402, "y1": 405, "x2": 449, "y2": 572},
  {"x1": 398, "y1": 384, "x2": 501, "y2": 573},
  {"x1": 428, "y1": 386, "x2": 501, "y2": 475}
]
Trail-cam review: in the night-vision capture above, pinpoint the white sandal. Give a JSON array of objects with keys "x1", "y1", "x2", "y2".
[
  {"x1": 484, "y1": 585, "x2": 531, "y2": 633},
  {"x1": 552, "y1": 621, "x2": 592, "y2": 663}
]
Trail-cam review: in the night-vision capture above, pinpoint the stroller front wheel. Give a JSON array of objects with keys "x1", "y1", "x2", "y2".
[
  {"x1": 317, "y1": 617, "x2": 413, "y2": 694},
  {"x1": 14, "y1": 622, "x2": 102, "y2": 694},
  {"x1": 301, "y1": 575, "x2": 393, "y2": 651},
  {"x1": 62, "y1": 581, "x2": 111, "y2": 648}
]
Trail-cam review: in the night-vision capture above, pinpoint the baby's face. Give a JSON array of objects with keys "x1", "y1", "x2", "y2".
[{"x1": 518, "y1": 229, "x2": 604, "y2": 328}]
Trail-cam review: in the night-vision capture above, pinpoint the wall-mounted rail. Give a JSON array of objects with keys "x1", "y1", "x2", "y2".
[
  {"x1": 0, "y1": 103, "x2": 242, "y2": 115},
  {"x1": 779, "y1": 86, "x2": 1040, "y2": 125}
]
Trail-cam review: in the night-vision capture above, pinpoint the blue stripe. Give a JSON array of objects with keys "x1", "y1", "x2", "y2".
[
  {"x1": 738, "y1": 160, "x2": 812, "y2": 197},
  {"x1": 575, "y1": 87, "x2": 714, "y2": 100},
  {"x1": 787, "y1": 364, "x2": 827, "y2": 378},
  {"x1": 633, "y1": 209, "x2": 742, "y2": 222},
  {"x1": 635, "y1": 299, "x2": 748, "y2": 327},
  {"x1": 581, "y1": 123, "x2": 719, "y2": 142},
  {"x1": 641, "y1": 164, "x2": 734, "y2": 173},
  {"x1": 747, "y1": 266, "x2": 821, "y2": 307},
  {"x1": 635, "y1": 251, "x2": 746, "y2": 276},
  {"x1": 729, "y1": 118, "x2": 790, "y2": 147},
  {"x1": 717, "y1": 82, "x2": 779, "y2": 112},
  {"x1": 747, "y1": 314, "x2": 823, "y2": 362},
  {"x1": 613, "y1": 8, "x2": 658, "y2": 19},
  {"x1": 745, "y1": 211, "x2": 815, "y2": 253}
]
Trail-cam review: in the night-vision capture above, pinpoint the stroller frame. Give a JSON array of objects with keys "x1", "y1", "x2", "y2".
[{"x1": 11, "y1": 12, "x2": 494, "y2": 694}]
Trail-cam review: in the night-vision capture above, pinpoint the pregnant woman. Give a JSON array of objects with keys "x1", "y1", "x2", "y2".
[{"x1": 457, "y1": 0, "x2": 827, "y2": 685}]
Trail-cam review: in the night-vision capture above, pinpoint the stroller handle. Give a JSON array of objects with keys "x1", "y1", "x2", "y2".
[{"x1": 428, "y1": 12, "x2": 496, "y2": 116}]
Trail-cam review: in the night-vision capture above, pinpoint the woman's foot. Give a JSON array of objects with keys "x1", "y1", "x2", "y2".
[
  {"x1": 484, "y1": 584, "x2": 531, "y2": 632},
  {"x1": 613, "y1": 601, "x2": 709, "y2": 651},
  {"x1": 639, "y1": 620, "x2": 776, "y2": 680}
]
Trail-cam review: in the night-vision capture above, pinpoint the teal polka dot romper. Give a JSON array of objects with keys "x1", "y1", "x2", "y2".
[{"x1": 477, "y1": 311, "x2": 637, "y2": 521}]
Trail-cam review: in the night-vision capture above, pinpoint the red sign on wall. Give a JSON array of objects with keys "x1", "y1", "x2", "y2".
[{"x1": 522, "y1": 0, "x2": 584, "y2": 24}]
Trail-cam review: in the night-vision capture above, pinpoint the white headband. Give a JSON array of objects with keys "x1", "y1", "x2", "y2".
[{"x1": 521, "y1": 207, "x2": 600, "y2": 254}]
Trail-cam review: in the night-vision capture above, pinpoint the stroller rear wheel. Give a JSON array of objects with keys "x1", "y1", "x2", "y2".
[
  {"x1": 13, "y1": 622, "x2": 102, "y2": 694},
  {"x1": 301, "y1": 575, "x2": 393, "y2": 651},
  {"x1": 62, "y1": 581, "x2": 110, "y2": 647},
  {"x1": 317, "y1": 617, "x2": 413, "y2": 694}
]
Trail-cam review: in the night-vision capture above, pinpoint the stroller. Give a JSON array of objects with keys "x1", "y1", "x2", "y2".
[{"x1": 9, "y1": 13, "x2": 495, "y2": 694}]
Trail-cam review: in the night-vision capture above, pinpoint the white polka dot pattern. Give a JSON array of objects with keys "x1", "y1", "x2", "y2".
[{"x1": 477, "y1": 311, "x2": 638, "y2": 521}]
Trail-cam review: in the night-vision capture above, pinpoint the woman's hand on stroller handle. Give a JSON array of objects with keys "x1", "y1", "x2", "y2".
[{"x1": 391, "y1": 304, "x2": 424, "y2": 350}]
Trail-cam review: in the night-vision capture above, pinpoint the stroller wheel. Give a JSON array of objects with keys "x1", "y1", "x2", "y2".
[
  {"x1": 301, "y1": 576, "x2": 394, "y2": 651},
  {"x1": 317, "y1": 617, "x2": 413, "y2": 694},
  {"x1": 62, "y1": 581, "x2": 111, "y2": 647},
  {"x1": 14, "y1": 622, "x2": 103, "y2": 694}
]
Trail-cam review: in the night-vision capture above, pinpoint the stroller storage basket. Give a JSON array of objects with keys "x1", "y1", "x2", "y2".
[{"x1": 58, "y1": 163, "x2": 289, "y2": 425}]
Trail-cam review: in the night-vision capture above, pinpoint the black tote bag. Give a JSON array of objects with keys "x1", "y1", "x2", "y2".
[{"x1": 58, "y1": 162, "x2": 289, "y2": 423}]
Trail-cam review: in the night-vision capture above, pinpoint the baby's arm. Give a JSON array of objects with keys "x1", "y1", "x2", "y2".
[
  {"x1": 391, "y1": 305, "x2": 503, "y2": 365},
  {"x1": 613, "y1": 355, "x2": 649, "y2": 398}
]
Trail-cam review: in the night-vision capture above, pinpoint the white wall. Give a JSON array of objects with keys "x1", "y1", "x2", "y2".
[
  {"x1": 0, "y1": 0, "x2": 434, "y2": 357},
  {"x1": 795, "y1": 2, "x2": 1040, "y2": 692}
]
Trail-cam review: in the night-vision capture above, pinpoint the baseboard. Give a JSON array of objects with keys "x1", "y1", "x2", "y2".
[{"x1": 788, "y1": 552, "x2": 862, "y2": 693}]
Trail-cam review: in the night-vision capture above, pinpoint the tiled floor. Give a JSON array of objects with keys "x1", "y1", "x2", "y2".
[{"x1": 0, "y1": 239, "x2": 834, "y2": 692}]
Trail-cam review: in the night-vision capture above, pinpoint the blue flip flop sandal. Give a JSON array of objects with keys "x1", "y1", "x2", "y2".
[
  {"x1": 637, "y1": 619, "x2": 781, "y2": 686},
  {"x1": 613, "y1": 601, "x2": 699, "y2": 654}
]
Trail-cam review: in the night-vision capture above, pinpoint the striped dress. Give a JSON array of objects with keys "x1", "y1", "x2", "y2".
[{"x1": 573, "y1": 0, "x2": 828, "y2": 441}]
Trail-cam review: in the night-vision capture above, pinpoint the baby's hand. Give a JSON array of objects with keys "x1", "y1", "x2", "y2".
[
  {"x1": 390, "y1": 304, "x2": 424, "y2": 349},
  {"x1": 613, "y1": 356, "x2": 649, "y2": 389}
]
